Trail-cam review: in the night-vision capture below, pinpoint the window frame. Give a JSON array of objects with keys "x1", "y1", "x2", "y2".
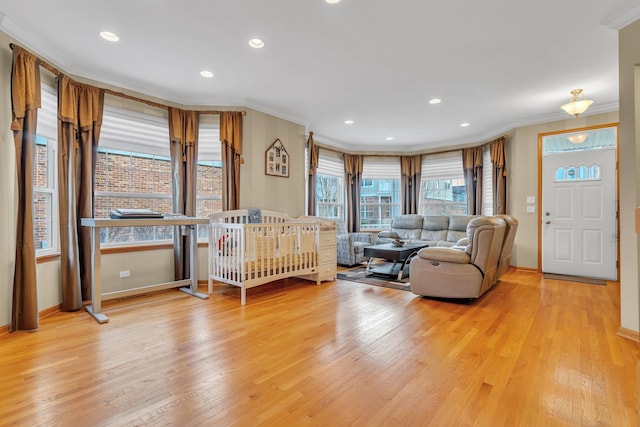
[
  {"x1": 419, "y1": 151, "x2": 468, "y2": 215},
  {"x1": 34, "y1": 83, "x2": 59, "y2": 256},
  {"x1": 315, "y1": 149, "x2": 346, "y2": 222},
  {"x1": 360, "y1": 156, "x2": 401, "y2": 230},
  {"x1": 94, "y1": 99, "x2": 174, "y2": 246}
]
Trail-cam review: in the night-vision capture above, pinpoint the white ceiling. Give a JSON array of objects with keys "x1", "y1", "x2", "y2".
[{"x1": 1, "y1": 0, "x2": 639, "y2": 152}]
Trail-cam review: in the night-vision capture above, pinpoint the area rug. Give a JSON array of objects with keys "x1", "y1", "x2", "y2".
[
  {"x1": 337, "y1": 265, "x2": 411, "y2": 291},
  {"x1": 543, "y1": 273, "x2": 607, "y2": 286}
]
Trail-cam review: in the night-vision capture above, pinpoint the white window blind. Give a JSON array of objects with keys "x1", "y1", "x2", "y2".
[
  {"x1": 37, "y1": 84, "x2": 57, "y2": 139},
  {"x1": 482, "y1": 146, "x2": 494, "y2": 215},
  {"x1": 362, "y1": 156, "x2": 401, "y2": 179},
  {"x1": 100, "y1": 103, "x2": 169, "y2": 156},
  {"x1": 421, "y1": 151, "x2": 464, "y2": 179},
  {"x1": 198, "y1": 115, "x2": 221, "y2": 162},
  {"x1": 317, "y1": 149, "x2": 344, "y2": 177}
]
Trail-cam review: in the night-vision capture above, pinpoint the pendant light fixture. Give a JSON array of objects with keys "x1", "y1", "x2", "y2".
[{"x1": 561, "y1": 89, "x2": 593, "y2": 117}]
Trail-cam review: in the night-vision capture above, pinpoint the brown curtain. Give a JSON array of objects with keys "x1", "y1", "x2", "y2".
[
  {"x1": 168, "y1": 108, "x2": 199, "y2": 280},
  {"x1": 10, "y1": 47, "x2": 41, "y2": 331},
  {"x1": 58, "y1": 75, "x2": 104, "y2": 310},
  {"x1": 344, "y1": 154, "x2": 363, "y2": 232},
  {"x1": 462, "y1": 147, "x2": 483, "y2": 215},
  {"x1": 307, "y1": 132, "x2": 319, "y2": 216},
  {"x1": 490, "y1": 136, "x2": 508, "y2": 214},
  {"x1": 401, "y1": 155, "x2": 421, "y2": 214},
  {"x1": 220, "y1": 112, "x2": 243, "y2": 211}
]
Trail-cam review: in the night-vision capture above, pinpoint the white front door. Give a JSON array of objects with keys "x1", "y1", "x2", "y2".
[{"x1": 541, "y1": 147, "x2": 617, "y2": 280}]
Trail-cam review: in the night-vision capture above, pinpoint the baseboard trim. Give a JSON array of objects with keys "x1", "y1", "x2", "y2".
[
  {"x1": 617, "y1": 327, "x2": 640, "y2": 342},
  {"x1": 0, "y1": 304, "x2": 62, "y2": 335},
  {"x1": 40, "y1": 304, "x2": 61, "y2": 319},
  {"x1": 511, "y1": 266, "x2": 539, "y2": 273}
]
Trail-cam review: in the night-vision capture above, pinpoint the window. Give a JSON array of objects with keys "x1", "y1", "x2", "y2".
[
  {"x1": 420, "y1": 151, "x2": 467, "y2": 215},
  {"x1": 315, "y1": 149, "x2": 345, "y2": 221},
  {"x1": 34, "y1": 84, "x2": 58, "y2": 253},
  {"x1": 482, "y1": 146, "x2": 493, "y2": 215},
  {"x1": 196, "y1": 116, "x2": 223, "y2": 239},
  {"x1": 360, "y1": 156, "x2": 401, "y2": 230},
  {"x1": 95, "y1": 99, "x2": 173, "y2": 244}
]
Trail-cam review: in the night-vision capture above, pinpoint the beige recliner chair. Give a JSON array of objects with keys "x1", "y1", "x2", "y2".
[
  {"x1": 409, "y1": 216, "x2": 506, "y2": 299},
  {"x1": 495, "y1": 214, "x2": 518, "y2": 281}
]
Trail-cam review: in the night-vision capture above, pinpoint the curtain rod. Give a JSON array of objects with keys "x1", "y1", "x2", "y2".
[{"x1": 9, "y1": 43, "x2": 246, "y2": 116}]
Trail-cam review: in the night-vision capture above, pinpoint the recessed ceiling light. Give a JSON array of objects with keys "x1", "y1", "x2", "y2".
[
  {"x1": 200, "y1": 70, "x2": 214, "y2": 78},
  {"x1": 248, "y1": 38, "x2": 265, "y2": 48},
  {"x1": 99, "y1": 31, "x2": 120, "y2": 42},
  {"x1": 429, "y1": 98, "x2": 442, "y2": 104},
  {"x1": 385, "y1": 137, "x2": 394, "y2": 141},
  {"x1": 325, "y1": 0, "x2": 341, "y2": 3},
  {"x1": 460, "y1": 122, "x2": 470, "y2": 127},
  {"x1": 344, "y1": 120, "x2": 354, "y2": 125}
]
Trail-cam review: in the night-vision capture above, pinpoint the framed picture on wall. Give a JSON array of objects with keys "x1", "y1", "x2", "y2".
[{"x1": 265, "y1": 138, "x2": 289, "y2": 177}]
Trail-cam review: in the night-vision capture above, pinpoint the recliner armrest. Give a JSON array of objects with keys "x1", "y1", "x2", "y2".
[{"x1": 416, "y1": 247, "x2": 471, "y2": 264}]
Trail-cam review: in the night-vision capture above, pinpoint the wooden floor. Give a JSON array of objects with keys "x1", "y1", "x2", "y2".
[{"x1": 0, "y1": 269, "x2": 638, "y2": 426}]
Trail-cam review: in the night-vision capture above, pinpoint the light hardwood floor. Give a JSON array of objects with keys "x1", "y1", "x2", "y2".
[{"x1": 0, "y1": 269, "x2": 638, "y2": 426}]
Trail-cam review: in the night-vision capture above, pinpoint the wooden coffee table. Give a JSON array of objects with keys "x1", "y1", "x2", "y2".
[{"x1": 364, "y1": 242, "x2": 430, "y2": 280}]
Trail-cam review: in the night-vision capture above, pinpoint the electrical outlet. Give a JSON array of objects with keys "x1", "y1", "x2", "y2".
[
  {"x1": 119, "y1": 270, "x2": 130, "y2": 278},
  {"x1": 526, "y1": 205, "x2": 536, "y2": 214}
]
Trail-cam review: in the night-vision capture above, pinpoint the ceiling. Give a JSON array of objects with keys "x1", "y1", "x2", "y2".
[{"x1": 0, "y1": 0, "x2": 639, "y2": 152}]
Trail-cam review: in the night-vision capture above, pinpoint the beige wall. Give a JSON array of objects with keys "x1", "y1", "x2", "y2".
[
  {"x1": 240, "y1": 109, "x2": 307, "y2": 216},
  {"x1": 507, "y1": 112, "x2": 620, "y2": 269},
  {"x1": 618, "y1": 19, "x2": 640, "y2": 334}
]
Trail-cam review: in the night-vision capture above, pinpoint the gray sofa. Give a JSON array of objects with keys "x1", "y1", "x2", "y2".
[{"x1": 376, "y1": 214, "x2": 477, "y2": 248}]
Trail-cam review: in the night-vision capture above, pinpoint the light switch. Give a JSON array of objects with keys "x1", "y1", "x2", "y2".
[
  {"x1": 526, "y1": 205, "x2": 536, "y2": 213},
  {"x1": 526, "y1": 196, "x2": 535, "y2": 204}
]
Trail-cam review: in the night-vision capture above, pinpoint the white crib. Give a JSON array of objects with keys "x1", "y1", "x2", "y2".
[{"x1": 208, "y1": 210, "x2": 322, "y2": 305}]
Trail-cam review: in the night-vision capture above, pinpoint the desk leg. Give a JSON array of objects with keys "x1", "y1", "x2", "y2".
[
  {"x1": 86, "y1": 227, "x2": 109, "y2": 323},
  {"x1": 179, "y1": 224, "x2": 209, "y2": 300}
]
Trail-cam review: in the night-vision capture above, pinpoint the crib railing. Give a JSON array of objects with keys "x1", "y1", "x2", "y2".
[{"x1": 208, "y1": 220, "x2": 320, "y2": 304}]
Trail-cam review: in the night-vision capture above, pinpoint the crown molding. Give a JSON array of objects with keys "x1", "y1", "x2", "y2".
[
  {"x1": 0, "y1": 16, "x2": 72, "y2": 70},
  {"x1": 602, "y1": 2, "x2": 640, "y2": 30}
]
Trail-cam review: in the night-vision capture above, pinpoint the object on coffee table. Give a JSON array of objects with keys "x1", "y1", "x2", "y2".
[{"x1": 392, "y1": 238, "x2": 405, "y2": 247}]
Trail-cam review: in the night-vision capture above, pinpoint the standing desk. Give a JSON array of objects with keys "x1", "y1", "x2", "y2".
[{"x1": 81, "y1": 217, "x2": 209, "y2": 324}]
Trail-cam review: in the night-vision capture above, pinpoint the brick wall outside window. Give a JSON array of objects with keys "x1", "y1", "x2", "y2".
[{"x1": 94, "y1": 150, "x2": 222, "y2": 244}]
